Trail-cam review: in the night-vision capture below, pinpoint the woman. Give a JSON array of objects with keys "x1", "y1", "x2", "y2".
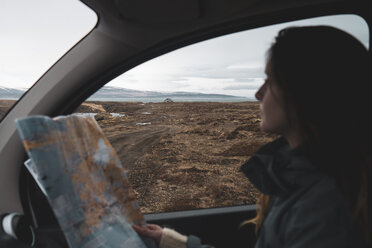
[{"x1": 134, "y1": 26, "x2": 372, "y2": 247}]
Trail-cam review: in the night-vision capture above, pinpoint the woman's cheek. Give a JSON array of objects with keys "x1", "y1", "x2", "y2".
[
  {"x1": 259, "y1": 111, "x2": 269, "y2": 132},
  {"x1": 260, "y1": 108, "x2": 280, "y2": 133}
]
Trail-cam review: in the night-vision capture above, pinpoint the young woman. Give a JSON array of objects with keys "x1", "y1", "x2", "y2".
[{"x1": 134, "y1": 26, "x2": 372, "y2": 248}]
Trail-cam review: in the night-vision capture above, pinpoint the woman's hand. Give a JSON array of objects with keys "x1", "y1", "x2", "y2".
[{"x1": 133, "y1": 224, "x2": 163, "y2": 245}]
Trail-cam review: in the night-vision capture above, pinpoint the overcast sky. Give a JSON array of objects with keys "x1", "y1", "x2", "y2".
[{"x1": 0, "y1": 0, "x2": 369, "y2": 98}]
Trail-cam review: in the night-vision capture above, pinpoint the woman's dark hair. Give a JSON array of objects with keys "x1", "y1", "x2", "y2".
[{"x1": 251, "y1": 26, "x2": 372, "y2": 245}]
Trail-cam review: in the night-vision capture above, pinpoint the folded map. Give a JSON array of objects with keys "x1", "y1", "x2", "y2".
[{"x1": 15, "y1": 115, "x2": 146, "y2": 248}]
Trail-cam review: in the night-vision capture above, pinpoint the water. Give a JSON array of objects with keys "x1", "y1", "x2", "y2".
[
  {"x1": 73, "y1": 113, "x2": 97, "y2": 117},
  {"x1": 74, "y1": 113, "x2": 125, "y2": 117},
  {"x1": 88, "y1": 97, "x2": 255, "y2": 102},
  {"x1": 110, "y1": 113, "x2": 125, "y2": 117},
  {"x1": 136, "y1": 122, "x2": 151, "y2": 126}
]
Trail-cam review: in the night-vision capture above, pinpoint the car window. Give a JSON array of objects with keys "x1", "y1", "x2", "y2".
[
  {"x1": 79, "y1": 14, "x2": 368, "y2": 214},
  {"x1": 0, "y1": 0, "x2": 97, "y2": 121}
]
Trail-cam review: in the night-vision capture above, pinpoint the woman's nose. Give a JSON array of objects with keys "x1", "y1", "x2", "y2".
[{"x1": 255, "y1": 87, "x2": 263, "y2": 101}]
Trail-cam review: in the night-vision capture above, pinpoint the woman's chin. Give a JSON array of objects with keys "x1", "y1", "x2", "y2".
[
  {"x1": 259, "y1": 122, "x2": 268, "y2": 132},
  {"x1": 260, "y1": 123, "x2": 278, "y2": 134}
]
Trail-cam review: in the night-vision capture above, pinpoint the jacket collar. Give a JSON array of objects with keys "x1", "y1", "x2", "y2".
[{"x1": 240, "y1": 137, "x2": 319, "y2": 196}]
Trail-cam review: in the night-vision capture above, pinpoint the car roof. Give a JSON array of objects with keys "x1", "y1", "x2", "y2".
[{"x1": 0, "y1": 0, "x2": 370, "y2": 214}]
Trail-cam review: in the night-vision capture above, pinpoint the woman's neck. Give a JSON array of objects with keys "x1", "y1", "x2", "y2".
[{"x1": 284, "y1": 128, "x2": 304, "y2": 149}]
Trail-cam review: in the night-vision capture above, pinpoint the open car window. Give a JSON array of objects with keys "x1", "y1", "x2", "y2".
[
  {"x1": 0, "y1": 0, "x2": 97, "y2": 122},
  {"x1": 73, "y1": 14, "x2": 369, "y2": 214}
]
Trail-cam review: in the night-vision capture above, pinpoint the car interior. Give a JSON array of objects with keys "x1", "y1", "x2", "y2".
[{"x1": 0, "y1": 0, "x2": 371, "y2": 247}]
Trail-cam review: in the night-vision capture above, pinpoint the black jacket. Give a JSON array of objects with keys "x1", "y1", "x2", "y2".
[
  {"x1": 240, "y1": 137, "x2": 366, "y2": 248},
  {"x1": 188, "y1": 138, "x2": 366, "y2": 248}
]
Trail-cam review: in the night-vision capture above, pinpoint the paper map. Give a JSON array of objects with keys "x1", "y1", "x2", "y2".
[{"x1": 15, "y1": 115, "x2": 146, "y2": 248}]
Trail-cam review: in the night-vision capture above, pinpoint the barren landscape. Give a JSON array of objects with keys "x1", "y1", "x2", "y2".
[
  {"x1": 76, "y1": 101, "x2": 278, "y2": 213},
  {"x1": 1, "y1": 100, "x2": 277, "y2": 213}
]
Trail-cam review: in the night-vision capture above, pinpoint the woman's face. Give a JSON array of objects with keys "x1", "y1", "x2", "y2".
[{"x1": 255, "y1": 59, "x2": 289, "y2": 135}]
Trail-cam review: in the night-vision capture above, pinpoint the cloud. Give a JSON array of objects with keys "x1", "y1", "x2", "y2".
[
  {"x1": 159, "y1": 64, "x2": 265, "y2": 83},
  {"x1": 224, "y1": 84, "x2": 262, "y2": 91},
  {"x1": 106, "y1": 62, "x2": 265, "y2": 97},
  {"x1": 226, "y1": 63, "x2": 263, "y2": 70}
]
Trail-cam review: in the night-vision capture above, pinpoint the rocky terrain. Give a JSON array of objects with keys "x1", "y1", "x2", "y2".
[
  {"x1": 1, "y1": 100, "x2": 278, "y2": 214},
  {"x1": 76, "y1": 101, "x2": 277, "y2": 213}
]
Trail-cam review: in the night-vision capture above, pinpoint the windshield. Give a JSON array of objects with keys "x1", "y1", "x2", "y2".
[{"x1": 0, "y1": 0, "x2": 97, "y2": 121}]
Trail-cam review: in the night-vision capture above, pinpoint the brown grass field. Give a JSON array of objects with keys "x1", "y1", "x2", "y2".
[{"x1": 1, "y1": 100, "x2": 277, "y2": 214}]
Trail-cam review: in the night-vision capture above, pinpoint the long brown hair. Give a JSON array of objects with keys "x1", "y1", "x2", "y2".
[
  {"x1": 246, "y1": 26, "x2": 372, "y2": 245},
  {"x1": 241, "y1": 194, "x2": 270, "y2": 234}
]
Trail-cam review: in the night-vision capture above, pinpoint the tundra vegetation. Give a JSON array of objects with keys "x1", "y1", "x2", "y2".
[{"x1": 0, "y1": 100, "x2": 277, "y2": 213}]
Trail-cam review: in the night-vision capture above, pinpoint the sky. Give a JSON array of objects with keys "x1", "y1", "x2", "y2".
[{"x1": 0, "y1": 0, "x2": 369, "y2": 98}]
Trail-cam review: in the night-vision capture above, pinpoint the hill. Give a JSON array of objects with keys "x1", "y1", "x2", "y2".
[
  {"x1": 1, "y1": 85, "x2": 249, "y2": 101},
  {"x1": 0, "y1": 86, "x2": 25, "y2": 99}
]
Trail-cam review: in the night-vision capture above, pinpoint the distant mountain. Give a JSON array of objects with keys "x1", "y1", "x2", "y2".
[
  {"x1": 89, "y1": 86, "x2": 244, "y2": 99},
  {"x1": 89, "y1": 87, "x2": 159, "y2": 98},
  {"x1": 0, "y1": 86, "x2": 25, "y2": 99},
  {"x1": 0, "y1": 85, "x2": 248, "y2": 101}
]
